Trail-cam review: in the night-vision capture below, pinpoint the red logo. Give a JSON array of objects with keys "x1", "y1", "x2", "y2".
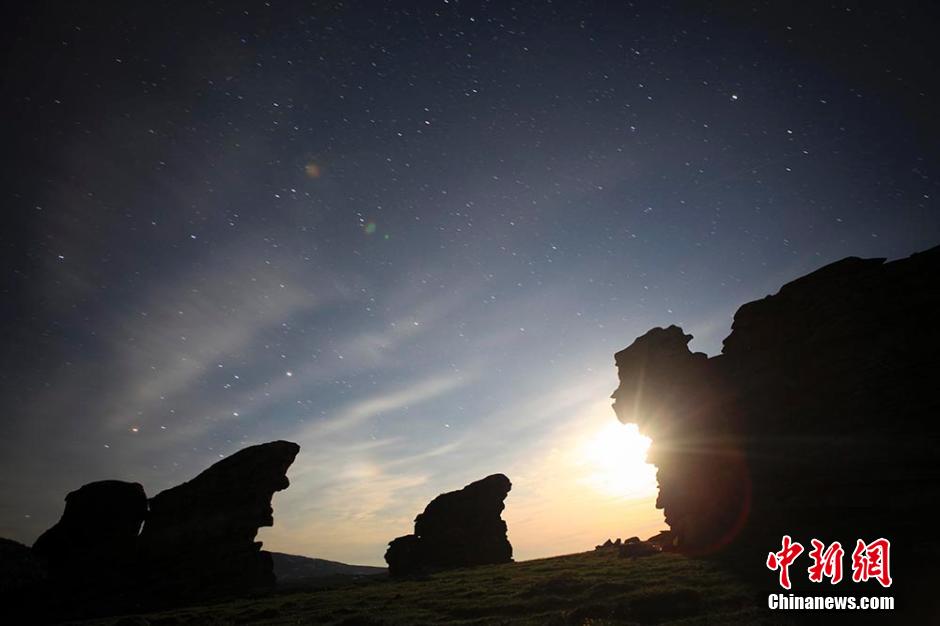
[
  {"x1": 766, "y1": 535, "x2": 804, "y2": 589},
  {"x1": 766, "y1": 536, "x2": 892, "y2": 588},
  {"x1": 851, "y1": 538, "x2": 892, "y2": 588},
  {"x1": 807, "y1": 539, "x2": 844, "y2": 584}
]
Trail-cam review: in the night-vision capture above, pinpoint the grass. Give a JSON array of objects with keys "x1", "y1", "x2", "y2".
[{"x1": 82, "y1": 549, "x2": 786, "y2": 625}]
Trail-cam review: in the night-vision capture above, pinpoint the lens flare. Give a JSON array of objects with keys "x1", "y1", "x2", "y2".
[{"x1": 304, "y1": 162, "x2": 322, "y2": 178}]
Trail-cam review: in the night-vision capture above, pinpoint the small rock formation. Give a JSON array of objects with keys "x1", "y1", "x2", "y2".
[
  {"x1": 32, "y1": 480, "x2": 147, "y2": 582},
  {"x1": 138, "y1": 440, "x2": 300, "y2": 601},
  {"x1": 618, "y1": 537, "x2": 661, "y2": 558},
  {"x1": 611, "y1": 246, "x2": 940, "y2": 613},
  {"x1": 645, "y1": 530, "x2": 675, "y2": 550},
  {"x1": 595, "y1": 537, "x2": 624, "y2": 550},
  {"x1": 385, "y1": 474, "x2": 513, "y2": 576},
  {"x1": 596, "y1": 536, "x2": 654, "y2": 556}
]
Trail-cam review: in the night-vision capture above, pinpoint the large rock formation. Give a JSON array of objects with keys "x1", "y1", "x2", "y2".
[
  {"x1": 14, "y1": 440, "x2": 300, "y2": 620},
  {"x1": 385, "y1": 474, "x2": 513, "y2": 576},
  {"x1": 138, "y1": 440, "x2": 300, "y2": 601},
  {"x1": 612, "y1": 247, "x2": 940, "y2": 610},
  {"x1": 32, "y1": 480, "x2": 147, "y2": 582},
  {"x1": 611, "y1": 326, "x2": 746, "y2": 553},
  {"x1": 11, "y1": 481, "x2": 148, "y2": 620}
]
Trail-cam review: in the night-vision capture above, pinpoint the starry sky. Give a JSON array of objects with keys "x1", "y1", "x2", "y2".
[{"x1": 2, "y1": 2, "x2": 938, "y2": 566}]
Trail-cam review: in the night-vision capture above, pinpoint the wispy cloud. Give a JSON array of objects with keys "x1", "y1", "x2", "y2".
[
  {"x1": 259, "y1": 353, "x2": 663, "y2": 566},
  {"x1": 102, "y1": 250, "x2": 336, "y2": 430},
  {"x1": 298, "y1": 373, "x2": 472, "y2": 438}
]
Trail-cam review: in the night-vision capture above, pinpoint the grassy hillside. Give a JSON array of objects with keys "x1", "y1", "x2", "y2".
[{"x1": 84, "y1": 549, "x2": 782, "y2": 625}]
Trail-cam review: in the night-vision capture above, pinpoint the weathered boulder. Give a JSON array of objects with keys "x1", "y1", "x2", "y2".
[
  {"x1": 385, "y1": 474, "x2": 513, "y2": 576},
  {"x1": 137, "y1": 440, "x2": 300, "y2": 601},
  {"x1": 31, "y1": 480, "x2": 147, "y2": 581}
]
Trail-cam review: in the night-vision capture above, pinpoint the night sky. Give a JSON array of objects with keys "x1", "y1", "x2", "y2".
[{"x1": 2, "y1": 2, "x2": 939, "y2": 566}]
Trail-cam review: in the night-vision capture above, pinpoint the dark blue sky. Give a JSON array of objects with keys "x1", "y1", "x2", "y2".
[{"x1": 2, "y1": 1, "x2": 938, "y2": 564}]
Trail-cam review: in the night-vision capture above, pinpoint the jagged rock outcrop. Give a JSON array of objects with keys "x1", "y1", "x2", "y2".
[
  {"x1": 612, "y1": 246, "x2": 940, "y2": 608},
  {"x1": 138, "y1": 440, "x2": 300, "y2": 601},
  {"x1": 612, "y1": 326, "x2": 747, "y2": 553},
  {"x1": 31, "y1": 480, "x2": 147, "y2": 581},
  {"x1": 9, "y1": 441, "x2": 300, "y2": 619},
  {"x1": 385, "y1": 474, "x2": 513, "y2": 576}
]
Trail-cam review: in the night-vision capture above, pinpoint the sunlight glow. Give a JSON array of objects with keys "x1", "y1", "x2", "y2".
[
  {"x1": 263, "y1": 391, "x2": 665, "y2": 565},
  {"x1": 578, "y1": 420, "x2": 657, "y2": 499}
]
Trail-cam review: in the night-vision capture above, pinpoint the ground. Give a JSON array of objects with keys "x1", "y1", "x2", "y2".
[{"x1": 80, "y1": 549, "x2": 785, "y2": 625}]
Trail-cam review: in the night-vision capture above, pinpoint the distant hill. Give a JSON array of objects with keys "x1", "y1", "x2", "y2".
[{"x1": 270, "y1": 552, "x2": 386, "y2": 582}]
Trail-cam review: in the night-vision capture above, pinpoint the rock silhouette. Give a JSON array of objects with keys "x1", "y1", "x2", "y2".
[
  {"x1": 612, "y1": 246, "x2": 940, "y2": 608},
  {"x1": 32, "y1": 480, "x2": 147, "y2": 583},
  {"x1": 138, "y1": 440, "x2": 300, "y2": 601},
  {"x1": 612, "y1": 325, "x2": 742, "y2": 553},
  {"x1": 385, "y1": 474, "x2": 513, "y2": 576},
  {"x1": 618, "y1": 537, "x2": 660, "y2": 559},
  {"x1": 384, "y1": 534, "x2": 423, "y2": 577},
  {"x1": 10, "y1": 440, "x2": 299, "y2": 620}
]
